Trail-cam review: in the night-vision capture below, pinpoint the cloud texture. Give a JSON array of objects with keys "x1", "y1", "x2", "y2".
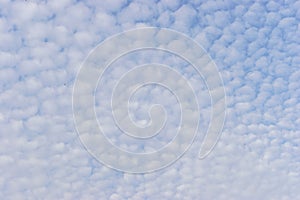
[{"x1": 0, "y1": 0, "x2": 299, "y2": 199}]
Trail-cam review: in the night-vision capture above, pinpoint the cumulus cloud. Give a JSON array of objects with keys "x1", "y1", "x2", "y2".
[{"x1": 0, "y1": 0, "x2": 299, "y2": 199}]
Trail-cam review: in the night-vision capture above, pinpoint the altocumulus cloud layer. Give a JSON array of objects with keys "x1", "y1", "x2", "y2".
[{"x1": 0, "y1": 0, "x2": 299, "y2": 199}]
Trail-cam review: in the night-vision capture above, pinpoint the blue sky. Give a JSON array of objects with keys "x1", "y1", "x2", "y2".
[{"x1": 0, "y1": 0, "x2": 299, "y2": 199}]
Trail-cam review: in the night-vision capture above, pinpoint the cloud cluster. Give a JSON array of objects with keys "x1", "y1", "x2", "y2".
[{"x1": 0, "y1": 0, "x2": 299, "y2": 199}]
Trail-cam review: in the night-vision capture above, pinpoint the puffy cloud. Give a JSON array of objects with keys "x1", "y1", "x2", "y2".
[{"x1": 0, "y1": 0, "x2": 299, "y2": 199}]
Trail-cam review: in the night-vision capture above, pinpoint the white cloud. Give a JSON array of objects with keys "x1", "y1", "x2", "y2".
[{"x1": 0, "y1": 0, "x2": 299, "y2": 199}]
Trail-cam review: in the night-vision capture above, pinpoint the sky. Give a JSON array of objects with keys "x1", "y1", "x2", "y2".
[{"x1": 0, "y1": 0, "x2": 299, "y2": 199}]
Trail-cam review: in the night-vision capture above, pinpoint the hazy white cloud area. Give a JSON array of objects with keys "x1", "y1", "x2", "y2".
[{"x1": 0, "y1": 0, "x2": 299, "y2": 199}]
